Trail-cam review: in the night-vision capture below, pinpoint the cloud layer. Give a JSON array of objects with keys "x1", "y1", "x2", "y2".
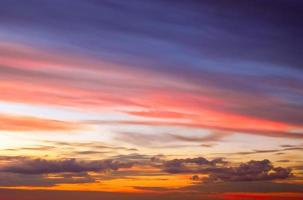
[
  {"x1": 0, "y1": 155, "x2": 295, "y2": 188},
  {"x1": 0, "y1": 0, "x2": 302, "y2": 140},
  {"x1": 1, "y1": 158, "x2": 134, "y2": 174}
]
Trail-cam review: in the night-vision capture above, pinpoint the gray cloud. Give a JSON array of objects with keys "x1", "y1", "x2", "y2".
[
  {"x1": 0, "y1": 158, "x2": 134, "y2": 175},
  {"x1": 276, "y1": 160, "x2": 290, "y2": 163},
  {"x1": 0, "y1": 154, "x2": 297, "y2": 187},
  {"x1": 114, "y1": 131, "x2": 227, "y2": 148},
  {"x1": 163, "y1": 157, "x2": 226, "y2": 174},
  {"x1": 0, "y1": 172, "x2": 95, "y2": 187},
  {"x1": 167, "y1": 131, "x2": 229, "y2": 143},
  {"x1": 220, "y1": 145, "x2": 303, "y2": 156},
  {"x1": 162, "y1": 157, "x2": 292, "y2": 183},
  {"x1": 205, "y1": 159, "x2": 292, "y2": 183}
]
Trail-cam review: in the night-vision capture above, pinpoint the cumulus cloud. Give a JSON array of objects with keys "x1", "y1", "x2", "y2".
[
  {"x1": 0, "y1": 156, "x2": 138, "y2": 187},
  {"x1": 0, "y1": 155, "x2": 294, "y2": 186},
  {"x1": 162, "y1": 157, "x2": 292, "y2": 182},
  {"x1": 0, "y1": 158, "x2": 134, "y2": 174},
  {"x1": 163, "y1": 157, "x2": 226, "y2": 173},
  {"x1": 205, "y1": 159, "x2": 292, "y2": 183}
]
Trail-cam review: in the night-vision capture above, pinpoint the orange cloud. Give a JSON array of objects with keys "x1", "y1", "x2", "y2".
[{"x1": 0, "y1": 113, "x2": 82, "y2": 132}]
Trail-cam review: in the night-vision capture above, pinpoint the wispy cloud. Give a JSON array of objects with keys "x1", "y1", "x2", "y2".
[{"x1": 0, "y1": 113, "x2": 83, "y2": 132}]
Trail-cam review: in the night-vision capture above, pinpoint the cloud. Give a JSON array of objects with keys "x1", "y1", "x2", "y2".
[
  {"x1": 0, "y1": 0, "x2": 303, "y2": 142},
  {"x1": 114, "y1": 132, "x2": 164, "y2": 146},
  {"x1": 205, "y1": 159, "x2": 292, "y2": 183},
  {"x1": 162, "y1": 157, "x2": 292, "y2": 182},
  {"x1": 126, "y1": 110, "x2": 190, "y2": 119},
  {"x1": 276, "y1": 160, "x2": 290, "y2": 163},
  {"x1": 163, "y1": 157, "x2": 226, "y2": 174},
  {"x1": 0, "y1": 113, "x2": 83, "y2": 132},
  {"x1": 0, "y1": 155, "x2": 297, "y2": 188},
  {"x1": 2, "y1": 41, "x2": 303, "y2": 140},
  {"x1": 219, "y1": 145, "x2": 303, "y2": 156},
  {"x1": 74, "y1": 150, "x2": 113, "y2": 155},
  {"x1": 91, "y1": 120, "x2": 303, "y2": 140},
  {"x1": 114, "y1": 131, "x2": 228, "y2": 149},
  {"x1": 201, "y1": 144, "x2": 215, "y2": 148},
  {"x1": 0, "y1": 155, "x2": 142, "y2": 187},
  {"x1": 4, "y1": 145, "x2": 55, "y2": 151},
  {"x1": 0, "y1": 158, "x2": 134, "y2": 174},
  {"x1": 168, "y1": 131, "x2": 229, "y2": 142},
  {"x1": 0, "y1": 172, "x2": 95, "y2": 187},
  {"x1": 44, "y1": 141, "x2": 138, "y2": 152},
  {"x1": 111, "y1": 153, "x2": 152, "y2": 164}
]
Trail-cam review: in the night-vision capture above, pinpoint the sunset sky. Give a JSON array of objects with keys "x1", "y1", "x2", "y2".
[{"x1": 0, "y1": 0, "x2": 303, "y2": 199}]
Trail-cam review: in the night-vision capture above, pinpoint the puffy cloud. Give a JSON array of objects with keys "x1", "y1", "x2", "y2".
[
  {"x1": 162, "y1": 157, "x2": 292, "y2": 182},
  {"x1": 163, "y1": 157, "x2": 226, "y2": 173},
  {"x1": 1, "y1": 158, "x2": 134, "y2": 174},
  {"x1": 0, "y1": 156, "x2": 138, "y2": 187},
  {"x1": 205, "y1": 159, "x2": 292, "y2": 182},
  {"x1": 0, "y1": 155, "x2": 296, "y2": 187}
]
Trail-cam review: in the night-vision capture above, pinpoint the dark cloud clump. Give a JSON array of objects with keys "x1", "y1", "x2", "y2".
[
  {"x1": 1, "y1": 158, "x2": 134, "y2": 174},
  {"x1": 205, "y1": 159, "x2": 292, "y2": 182},
  {"x1": 163, "y1": 157, "x2": 226, "y2": 173},
  {"x1": 163, "y1": 157, "x2": 292, "y2": 182}
]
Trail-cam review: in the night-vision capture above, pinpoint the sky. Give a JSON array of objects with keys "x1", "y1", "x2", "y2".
[{"x1": 0, "y1": 0, "x2": 303, "y2": 199}]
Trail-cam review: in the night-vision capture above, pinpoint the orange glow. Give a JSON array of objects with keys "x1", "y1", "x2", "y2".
[{"x1": 0, "y1": 174, "x2": 193, "y2": 193}]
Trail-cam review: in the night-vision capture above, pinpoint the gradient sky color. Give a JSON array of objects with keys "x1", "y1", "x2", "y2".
[{"x1": 0, "y1": 0, "x2": 303, "y2": 199}]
